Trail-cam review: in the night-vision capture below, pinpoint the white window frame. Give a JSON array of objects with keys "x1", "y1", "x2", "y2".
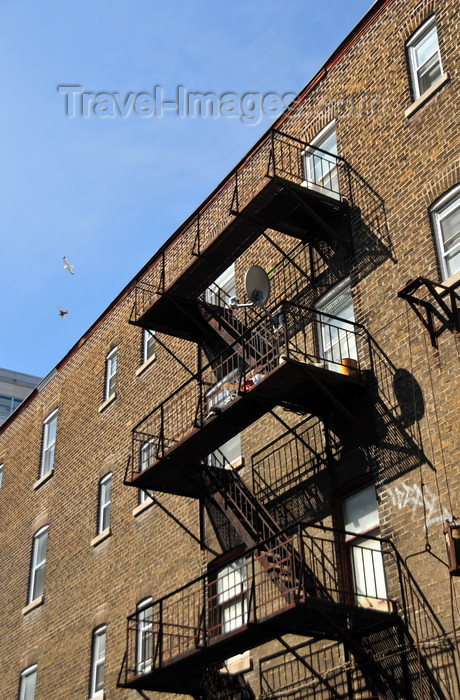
[
  {"x1": 315, "y1": 278, "x2": 357, "y2": 371},
  {"x1": 407, "y1": 16, "x2": 442, "y2": 100},
  {"x1": 208, "y1": 434, "x2": 242, "y2": 470},
  {"x1": 136, "y1": 597, "x2": 153, "y2": 673},
  {"x1": 216, "y1": 557, "x2": 248, "y2": 634},
  {"x1": 28, "y1": 526, "x2": 48, "y2": 604},
  {"x1": 205, "y1": 263, "x2": 236, "y2": 307},
  {"x1": 142, "y1": 330, "x2": 156, "y2": 365},
  {"x1": 98, "y1": 473, "x2": 112, "y2": 534},
  {"x1": 303, "y1": 121, "x2": 339, "y2": 198},
  {"x1": 40, "y1": 409, "x2": 58, "y2": 478},
  {"x1": 90, "y1": 625, "x2": 106, "y2": 697},
  {"x1": 104, "y1": 347, "x2": 118, "y2": 400},
  {"x1": 430, "y1": 184, "x2": 460, "y2": 281},
  {"x1": 343, "y1": 485, "x2": 388, "y2": 609},
  {"x1": 19, "y1": 664, "x2": 37, "y2": 700},
  {"x1": 0, "y1": 463, "x2": 3, "y2": 489},
  {"x1": 139, "y1": 440, "x2": 154, "y2": 504}
]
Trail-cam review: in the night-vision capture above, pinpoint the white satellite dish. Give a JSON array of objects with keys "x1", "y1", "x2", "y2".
[{"x1": 245, "y1": 265, "x2": 271, "y2": 307}]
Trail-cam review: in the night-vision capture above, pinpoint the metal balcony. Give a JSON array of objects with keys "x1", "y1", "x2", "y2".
[
  {"x1": 129, "y1": 130, "x2": 353, "y2": 340},
  {"x1": 118, "y1": 523, "x2": 400, "y2": 696},
  {"x1": 125, "y1": 303, "x2": 375, "y2": 498}
]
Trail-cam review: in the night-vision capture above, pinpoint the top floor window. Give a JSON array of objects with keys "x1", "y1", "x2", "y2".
[
  {"x1": 40, "y1": 409, "x2": 58, "y2": 478},
  {"x1": 304, "y1": 121, "x2": 339, "y2": 197},
  {"x1": 430, "y1": 185, "x2": 460, "y2": 281},
  {"x1": 206, "y1": 263, "x2": 236, "y2": 307},
  {"x1": 0, "y1": 394, "x2": 22, "y2": 419},
  {"x1": 104, "y1": 347, "x2": 118, "y2": 400},
  {"x1": 407, "y1": 17, "x2": 442, "y2": 100}
]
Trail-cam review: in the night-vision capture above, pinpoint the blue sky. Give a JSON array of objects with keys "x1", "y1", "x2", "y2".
[{"x1": 0, "y1": 0, "x2": 373, "y2": 379}]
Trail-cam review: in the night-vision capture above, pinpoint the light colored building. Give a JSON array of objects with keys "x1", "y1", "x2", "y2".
[{"x1": 0, "y1": 368, "x2": 41, "y2": 426}]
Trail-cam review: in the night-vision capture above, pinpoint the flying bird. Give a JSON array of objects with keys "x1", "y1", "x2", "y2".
[
  {"x1": 63, "y1": 256, "x2": 74, "y2": 274},
  {"x1": 58, "y1": 308, "x2": 68, "y2": 319}
]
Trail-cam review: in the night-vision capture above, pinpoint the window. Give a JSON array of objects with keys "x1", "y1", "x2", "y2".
[
  {"x1": 431, "y1": 185, "x2": 460, "y2": 280},
  {"x1": 28, "y1": 526, "x2": 48, "y2": 604},
  {"x1": 40, "y1": 409, "x2": 57, "y2": 478},
  {"x1": 304, "y1": 121, "x2": 339, "y2": 197},
  {"x1": 136, "y1": 598, "x2": 153, "y2": 673},
  {"x1": 142, "y1": 329, "x2": 155, "y2": 364},
  {"x1": 19, "y1": 665, "x2": 37, "y2": 700},
  {"x1": 216, "y1": 557, "x2": 248, "y2": 634},
  {"x1": 206, "y1": 263, "x2": 236, "y2": 307},
  {"x1": 0, "y1": 464, "x2": 3, "y2": 489},
  {"x1": 104, "y1": 347, "x2": 118, "y2": 400},
  {"x1": 343, "y1": 485, "x2": 387, "y2": 608},
  {"x1": 208, "y1": 434, "x2": 242, "y2": 469},
  {"x1": 315, "y1": 279, "x2": 357, "y2": 371},
  {"x1": 407, "y1": 17, "x2": 442, "y2": 99},
  {"x1": 90, "y1": 625, "x2": 106, "y2": 697},
  {"x1": 139, "y1": 441, "x2": 154, "y2": 504},
  {"x1": 0, "y1": 394, "x2": 22, "y2": 419},
  {"x1": 97, "y1": 473, "x2": 112, "y2": 534}
]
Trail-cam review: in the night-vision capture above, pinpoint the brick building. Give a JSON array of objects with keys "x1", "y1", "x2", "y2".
[{"x1": 1, "y1": 0, "x2": 459, "y2": 698}]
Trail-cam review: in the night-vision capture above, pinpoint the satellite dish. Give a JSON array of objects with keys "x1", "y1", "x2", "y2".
[{"x1": 245, "y1": 265, "x2": 271, "y2": 306}]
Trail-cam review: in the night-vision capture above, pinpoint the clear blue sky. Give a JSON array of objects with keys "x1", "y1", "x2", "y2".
[{"x1": 0, "y1": 0, "x2": 373, "y2": 379}]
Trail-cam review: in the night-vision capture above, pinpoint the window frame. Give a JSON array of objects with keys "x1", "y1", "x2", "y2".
[
  {"x1": 406, "y1": 16, "x2": 443, "y2": 100},
  {"x1": 0, "y1": 463, "x2": 3, "y2": 489},
  {"x1": 138, "y1": 440, "x2": 154, "y2": 504},
  {"x1": 90, "y1": 625, "x2": 106, "y2": 697},
  {"x1": 430, "y1": 184, "x2": 460, "y2": 281},
  {"x1": 19, "y1": 664, "x2": 37, "y2": 700},
  {"x1": 40, "y1": 409, "x2": 58, "y2": 478},
  {"x1": 136, "y1": 597, "x2": 153, "y2": 673},
  {"x1": 341, "y1": 484, "x2": 388, "y2": 608},
  {"x1": 303, "y1": 121, "x2": 339, "y2": 198},
  {"x1": 214, "y1": 556, "x2": 248, "y2": 636},
  {"x1": 97, "y1": 473, "x2": 112, "y2": 534},
  {"x1": 315, "y1": 278, "x2": 357, "y2": 371},
  {"x1": 28, "y1": 525, "x2": 48, "y2": 604},
  {"x1": 142, "y1": 329, "x2": 156, "y2": 365},
  {"x1": 104, "y1": 347, "x2": 118, "y2": 400},
  {"x1": 205, "y1": 263, "x2": 236, "y2": 307}
]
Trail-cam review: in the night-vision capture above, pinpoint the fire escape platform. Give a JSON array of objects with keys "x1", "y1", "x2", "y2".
[
  {"x1": 122, "y1": 598, "x2": 397, "y2": 695},
  {"x1": 130, "y1": 358, "x2": 370, "y2": 498},
  {"x1": 132, "y1": 176, "x2": 349, "y2": 340}
]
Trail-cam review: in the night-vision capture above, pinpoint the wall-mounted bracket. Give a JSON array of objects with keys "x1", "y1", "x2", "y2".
[{"x1": 398, "y1": 276, "x2": 460, "y2": 348}]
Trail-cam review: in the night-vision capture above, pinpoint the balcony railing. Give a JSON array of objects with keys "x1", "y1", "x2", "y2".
[
  {"x1": 120, "y1": 523, "x2": 399, "y2": 687},
  {"x1": 129, "y1": 130, "x2": 353, "y2": 324},
  {"x1": 127, "y1": 303, "x2": 371, "y2": 484}
]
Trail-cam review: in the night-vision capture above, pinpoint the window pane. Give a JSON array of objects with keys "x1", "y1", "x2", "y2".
[
  {"x1": 343, "y1": 484, "x2": 379, "y2": 534},
  {"x1": 32, "y1": 564, "x2": 45, "y2": 600},
  {"x1": 440, "y1": 207, "x2": 460, "y2": 251},
  {"x1": 350, "y1": 537, "x2": 387, "y2": 600},
  {"x1": 316, "y1": 283, "x2": 357, "y2": 368},
  {"x1": 91, "y1": 627, "x2": 106, "y2": 696},
  {"x1": 20, "y1": 667, "x2": 37, "y2": 700},
  {"x1": 413, "y1": 25, "x2": 437, "y2": 66},
  {"x1": 417, "y1": 52, "x2": 441, "y2": 94}
]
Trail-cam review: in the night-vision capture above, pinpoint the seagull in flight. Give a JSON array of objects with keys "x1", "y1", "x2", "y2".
[
  {"x1": 63, "y1": 256, "x2": 74, "y2": 275},
  {"x1": 58, "y1": 308, "x2": 68, "y2": 319}
]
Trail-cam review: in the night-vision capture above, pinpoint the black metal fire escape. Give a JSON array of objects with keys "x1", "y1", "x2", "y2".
[{"x1": 118, "y1": 130, "x2": 453, "y2": 699}]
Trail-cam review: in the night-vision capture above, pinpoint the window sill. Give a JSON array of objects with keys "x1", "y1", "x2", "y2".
[
  {"x1": 33, "y1": 470, "x2": 54, "y2": 490},
  {"x1": 22, "y1": 595, "x2": 44, "y2": 615},
  {"x1": 98, "y1": 394, "x2": 116, "y2": 414},
  {"x1": 132, "y1": 498, "x2": 154, "y2": 517},
  {"x1": 91, "y1": 528, "x2": 111, "y2": 547},
  {"x1": 222, "y1": 651, "x2": 252, "y2": 674},
  {"x1": 135, "y1": 354, "x2": 156, "y2": 377},
  {"x1": 405, "y1": 72, "x2": 449, "y2": 119}
]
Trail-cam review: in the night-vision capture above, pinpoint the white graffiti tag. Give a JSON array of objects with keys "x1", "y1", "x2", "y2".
[{"x1": 388, "y1": 482, "x2": 452, "y2": 528}]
